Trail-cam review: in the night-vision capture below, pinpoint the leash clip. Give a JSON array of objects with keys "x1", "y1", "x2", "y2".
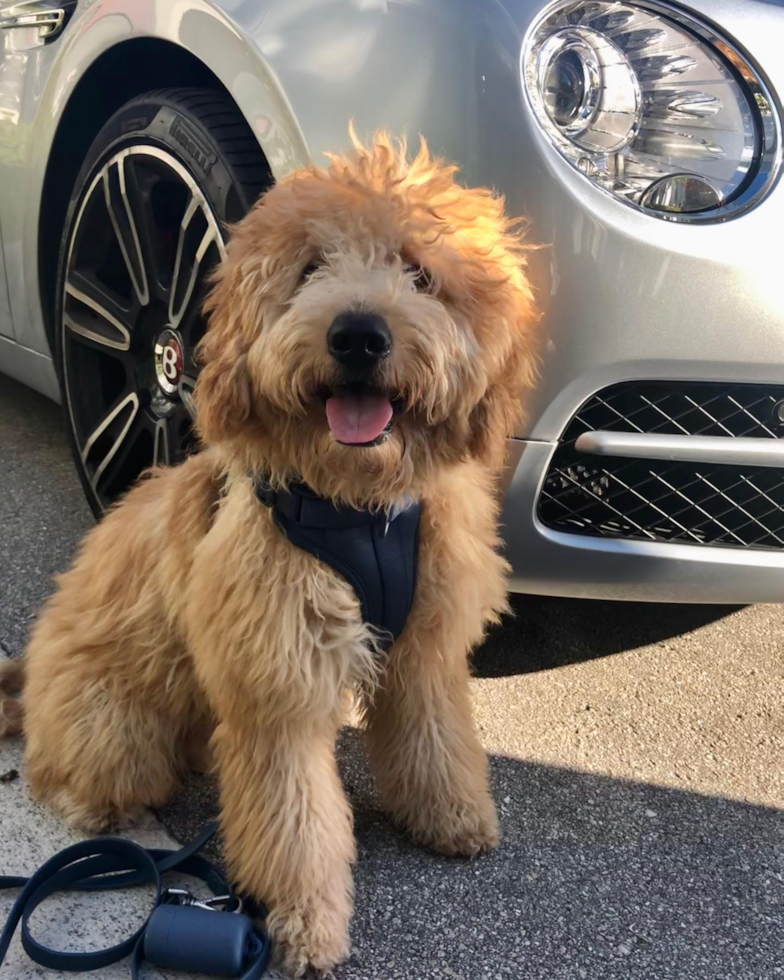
[{"x1": 164, "y1": 888, "x2": 243, "y2": 914}]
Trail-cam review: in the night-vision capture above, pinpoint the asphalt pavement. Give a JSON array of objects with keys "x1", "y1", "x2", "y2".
[{"x1": 1, "y1": 373, "x2": 782, "y2": 980}]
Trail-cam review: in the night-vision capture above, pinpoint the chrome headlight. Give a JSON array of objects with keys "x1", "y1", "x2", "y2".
[{"x1": 523, "y1": 1, "x2": 781, "y2": 220}]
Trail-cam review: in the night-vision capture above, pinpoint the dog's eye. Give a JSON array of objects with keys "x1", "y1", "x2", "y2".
[
  {"x1": 299, "y1": 262, "x2": 319, "y2": 284},
  {"x1": 408, "y1": 264, "x2": 434, "y2": 293}
]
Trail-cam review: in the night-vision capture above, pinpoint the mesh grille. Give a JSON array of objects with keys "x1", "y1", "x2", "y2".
[{"x1": 539, "y1": 382, "x2": 784, "y2": 551}]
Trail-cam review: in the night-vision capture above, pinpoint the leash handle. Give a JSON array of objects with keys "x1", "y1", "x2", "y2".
[
  {"x1": 0, "y1": 837, "x2": 162, "y2": 971},
  {"x1": 0, "y1": 821, "x2": 271, "y2": 977}
]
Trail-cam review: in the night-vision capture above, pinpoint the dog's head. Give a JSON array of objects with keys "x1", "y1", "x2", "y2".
[{"x1": 196, "y1": 131, "x2": 537, "y2": 505}]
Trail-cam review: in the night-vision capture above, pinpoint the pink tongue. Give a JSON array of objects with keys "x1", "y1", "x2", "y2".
[{"x1": 326, "y1": 392, "x2": 393, "y2": 444}]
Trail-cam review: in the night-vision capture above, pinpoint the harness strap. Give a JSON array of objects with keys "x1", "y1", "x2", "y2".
[
  {"x1": 0, "y1": 822, "x2": 271, "y2": 978},
  {"x1": 255, "y1": 479, "x2": 421, "y2": 649},
  {"x1": 272, "y1": 483, "x2": 382, "y2": 528}
]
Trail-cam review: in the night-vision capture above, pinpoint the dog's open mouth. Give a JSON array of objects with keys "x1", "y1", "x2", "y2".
[{"x1": 324, "y1": 387, "x2": 395, "y2": 447}]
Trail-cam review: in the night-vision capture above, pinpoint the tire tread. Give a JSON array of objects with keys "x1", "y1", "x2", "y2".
[{"x1": 127, "y1": 86, "x2": 271, "y2": 203}]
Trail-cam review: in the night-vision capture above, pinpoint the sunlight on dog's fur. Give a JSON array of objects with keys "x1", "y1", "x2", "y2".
[{"x1": 6, "y1": 131, "x2": 537, "y2": 976}]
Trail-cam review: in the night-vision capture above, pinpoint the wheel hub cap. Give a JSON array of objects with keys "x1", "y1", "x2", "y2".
[{"x1": 154, "y1": 328, "x2": 185, "y2": 397}]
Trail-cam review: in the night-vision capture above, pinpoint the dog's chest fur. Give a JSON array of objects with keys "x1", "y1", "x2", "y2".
[{"x1": 185, "y1": 480, "x2": 381, "y2": 717}]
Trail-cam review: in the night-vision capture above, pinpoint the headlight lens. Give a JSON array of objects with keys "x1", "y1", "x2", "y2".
[
  {"x1": 538, "y1": 29, "x2": 640, "y2": 151},
  {"x1": 523, "y1": 1, "x2": 781, "y2": 220}
]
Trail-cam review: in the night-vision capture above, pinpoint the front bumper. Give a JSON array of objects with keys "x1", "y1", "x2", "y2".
[
  {"x1": 502, "y1": 439, "x2": 784, "y2": 602},
  {"x1": 493, "y1": 0, "x2": 784, "y2": 602}
]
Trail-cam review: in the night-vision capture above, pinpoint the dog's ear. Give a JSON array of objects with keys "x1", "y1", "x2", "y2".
[
  {"x1": 468, "y1": 287, "x2": 538, "y2": 470},
  {"x1": 469, "y1": 352, "x2": 527, "y2": 470},
  {"x1": 429, "y1": 186, "x2": 538, "y2": 470},
  {"x1": 194, "y1": 263, "x2": 255, "y2": 446}
]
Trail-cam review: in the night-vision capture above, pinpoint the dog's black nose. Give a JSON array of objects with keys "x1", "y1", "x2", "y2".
[{"x1": 327, "y1": 313, "x2": 391, "y2": 372}]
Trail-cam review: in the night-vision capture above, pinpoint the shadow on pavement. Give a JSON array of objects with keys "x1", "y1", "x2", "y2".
[
  {"x1": 471, "y1": 595, "x2": 745, "y2": 678},
  {"x1": 158, "y1": 727, "x2": 779, "y2": 980}
]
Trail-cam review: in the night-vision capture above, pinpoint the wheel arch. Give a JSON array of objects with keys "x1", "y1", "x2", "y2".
[
  {"x1": 38, "y1": 39, "x2": 260, "y2": 351},
  {"x1": 34, "y1": 0, "x2": 312, "y2": 356}
]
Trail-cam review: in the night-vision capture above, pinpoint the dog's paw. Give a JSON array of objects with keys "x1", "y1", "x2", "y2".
[
  {"x1": 412, "y1": 796, "x2": 500, "y2": 858},
  {"x1": 267, "y1": 899, "x2": 351, "y2": 977},
  {"x1": 49, "y1": 788, "x2": 144, "y2": 835}
]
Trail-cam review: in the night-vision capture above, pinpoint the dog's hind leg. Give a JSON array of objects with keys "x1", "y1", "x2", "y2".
[
  {"x1": 363, "y1": 462, "x2": 508, "y2": 857},
  {"x1": 21, "y1": 456, "x2": 219, "y2": 832},
  {"x1": 24, "y1": 635, "x2": 193, "y2": 832}
]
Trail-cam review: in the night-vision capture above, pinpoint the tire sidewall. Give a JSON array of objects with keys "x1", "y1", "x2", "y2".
[{"x1": 55, "y1": 95, "x2": 249, "y2": 517}]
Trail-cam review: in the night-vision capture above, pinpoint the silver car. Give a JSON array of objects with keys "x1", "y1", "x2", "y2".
[{"x1": 0, "y1": 0, "x2": 781, "y2": 603}]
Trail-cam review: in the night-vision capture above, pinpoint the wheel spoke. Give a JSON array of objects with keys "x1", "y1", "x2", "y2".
[
  {"x1": 103, "y1": 153, "x2": 151, "y2": 307},
  {"x1": 64, "y1": 272, "x2": 133, "y2": 352},
  {"x1": 179, "y1": 373, "x2": 198, "y2": 421},
  {"x1": 169, "y1": 194, "x2": 224, "y2": 329},
  {"x1": 63, "y1": 143, "x2": 229, "y2": 511},
  {"x1": 153, "y1": 418, "x2": 171, "y2": 466},
  {"x1": 81, "y1": 391, "x2": 140, "y2": 488}
]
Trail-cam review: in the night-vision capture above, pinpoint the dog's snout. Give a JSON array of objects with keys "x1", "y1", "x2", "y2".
[{"x1": 327, "y1": 313, "x2": 391, "y2": 371}]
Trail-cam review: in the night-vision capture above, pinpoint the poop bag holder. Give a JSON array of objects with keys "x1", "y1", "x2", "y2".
[
  {"x1": 0, "y1": 821, "x2": 271, "y2": 979},
  {"x1": 143, "y1": 902, "x2": 267, "y2": 977}
]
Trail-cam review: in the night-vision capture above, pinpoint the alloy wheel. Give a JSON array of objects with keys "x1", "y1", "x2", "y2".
[{"x1": 61, "y1": 145, "x2": 225, "y2": 510}]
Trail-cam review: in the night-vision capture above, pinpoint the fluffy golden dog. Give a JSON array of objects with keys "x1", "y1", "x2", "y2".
[{"x1": 2, "y1": 133, "x2": 536, "y2": 974}]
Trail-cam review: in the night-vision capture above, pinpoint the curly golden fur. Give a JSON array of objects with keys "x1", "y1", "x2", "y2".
[{"x1": 6, "y1": 132, "x2": 537, "y2": 975}]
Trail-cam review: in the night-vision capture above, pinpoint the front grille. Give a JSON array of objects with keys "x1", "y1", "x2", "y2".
[{"x1": 538, "y1": 381, "x2": 784, "y2": 550}]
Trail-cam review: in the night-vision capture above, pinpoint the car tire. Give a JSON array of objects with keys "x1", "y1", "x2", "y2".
[{"x1": 55, "y1": 87, "x2": 271, "y2": 516}]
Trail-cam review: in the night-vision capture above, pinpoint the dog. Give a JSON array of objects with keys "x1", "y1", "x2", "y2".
[{"x1": 1, "y1": 131, "x2": 536, "y2": 975}]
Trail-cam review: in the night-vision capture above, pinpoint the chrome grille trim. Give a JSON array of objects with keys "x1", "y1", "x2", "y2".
[
  {"x1": 538, "y1": 381, "x2": 784, "y2": 551},
  {"x1": 574, "y1": 431, "x2": 784, "y2": 468}
]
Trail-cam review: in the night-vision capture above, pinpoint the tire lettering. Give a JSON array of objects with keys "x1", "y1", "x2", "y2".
[{"x1": 169, "y1": 117, "x2": 217, "y2": 176}]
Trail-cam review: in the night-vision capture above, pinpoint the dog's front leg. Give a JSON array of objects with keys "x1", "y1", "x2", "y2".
[
  {"x1": 187, "y1": 499, "x2": 360, "y2": 977},
  {"x1": 364, "y1": 466, "x2": 505, "y2": 857},
  {"x1": 211, "y1": 714, "x2": 354, "y2": 976},
  {"x1": 364, "y1": 650, "x2": 498, "y2": 857}
]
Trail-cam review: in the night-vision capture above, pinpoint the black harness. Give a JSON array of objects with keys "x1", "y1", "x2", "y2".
[{"x1": 254, "y1": 479, "x2": 421, "y2": 649}]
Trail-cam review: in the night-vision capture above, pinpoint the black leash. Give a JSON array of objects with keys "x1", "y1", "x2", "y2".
[{"x1": 0, "y1": 821, "x2": 271, "y2": 977}]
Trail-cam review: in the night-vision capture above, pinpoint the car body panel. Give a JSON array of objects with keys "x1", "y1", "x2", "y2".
[
  {"x1": 501, "y1": 0, "x2": 784, "y2": 444},
  {"x1": 0, "y1": 14, "x2": 63, "y2": 351},
  {"x1": 0, "y1": 0, "x2": 782, "y2": 598}
]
